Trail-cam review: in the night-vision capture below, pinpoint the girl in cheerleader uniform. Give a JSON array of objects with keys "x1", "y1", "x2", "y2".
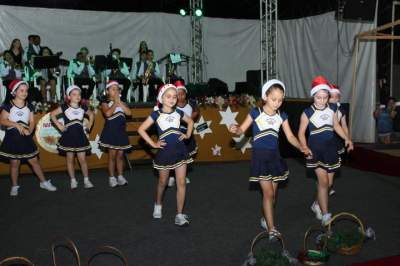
[
  {"x1": 0, "y1": 80, "x2": 57, "y2": 196},
  {"x1": 298, "y1": 76, "x2": 353, "y2": 226},
  {"x1": 327, "y1": 84, "x2": 349, "y2": 196},
  {"x1": 99, "y1": 81, "x2": 132, "y2": 187},
  {"x1": 168, "y1": 80, "x2": 199, "y2": 187},
  {"x1": 138, "y1": 84, "x2": 194, "y2": 227},
  {"x1": 229, "y1": 79, "x2": 308, "y2": 239},
  {"x1": 51, "y1": 85, "x2": 95, "y2": 189}
]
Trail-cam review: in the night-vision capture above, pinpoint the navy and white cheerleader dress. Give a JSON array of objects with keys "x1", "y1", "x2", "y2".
[
  {"x1": 335, "y1": 103, "x2": 347, "y2": 155},
  {"x1": 150, "y1": 108, "x2": 193, "y2": 170},
  {"x1": 57, "y1": 104, "x2": 91, "y2": 155},
  {"x1": 0, "y1": 101, "x2": 39, "y2": 160},
  {"x1": 176, "y1": 103, "x2": 198, "y2": 157},
  {"x1": 99, "y1": 101, "x2": 132, "y2": 151},
  {"x1": 249, "y1": 107, "x2": 289, "y2": 182},
  {"x1": 303, "y1": 103, "x2": 341, "y2": 172}
]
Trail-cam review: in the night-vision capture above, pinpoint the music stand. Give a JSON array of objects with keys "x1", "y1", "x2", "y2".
[
  {"x1": 120, "y1": 57, "x2": 133, "y2": 72},
  {"x1": 33, "y1": 56, "x2": 60, "y2": 69},
  {"x1": 94, "y1": 55, "x2": 107, "y2": 72}
]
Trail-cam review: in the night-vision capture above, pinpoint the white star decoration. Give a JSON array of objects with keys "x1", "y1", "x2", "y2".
[
  {"x1": 219, "y1": 106, "x2": 238, "y2": 129},
  {"x1": 211, "y1": 144, "x2": 222, "y2": 156},
  {"x1": 90, "y1": 134, "x2": 103, "y2": 159},
  {"x1": 233, "y1": 134, "x2": 252, "y2": 154},
  {"x1": 194, "y1": 116, "x2": 212, "y2": 139}
]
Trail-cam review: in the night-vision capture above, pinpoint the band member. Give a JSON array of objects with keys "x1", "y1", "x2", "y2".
[
  {"x1": 137, "y1": 49, "x2": 162, "y2": 102},
  {"x1": 104, "y1": 48, "x2": 131, "y2": 101},
  {"x1": 23, "y1": 35, "x2": 41, "y2": 62},
  {"x1": 0, "y1": 50, "x2": 24, "y2": 103},
  {"x1": 67, "y1": 50, "x2": 96, "y2": 100},
  {"x1": 37, "y1": 47, "x2": 58, "y2": 103}
]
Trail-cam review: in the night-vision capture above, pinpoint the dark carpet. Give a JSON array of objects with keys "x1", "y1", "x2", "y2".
[{"x1": 0, "y1": 159, "x2": 399, "y2": 265}]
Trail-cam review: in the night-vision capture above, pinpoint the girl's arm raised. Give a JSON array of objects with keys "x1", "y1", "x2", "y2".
[
  {"x1": 101, "y1": 102, "x2": 118, "y2": 118},
  {"x1": 50, "y1": 107, "x2": 65, "y2": 132},
  {"x1": 229, "y1": 114, "x2": 252, "y2": 135},
  {"x1": 282, "y1": 119, "x2": 311, "y2": 155},
  {"x1": 181, "y1": 115, "x2": 194, "y2": 140},
  {"x1": 138, "y1": 116, "x2": 165, "y2": 149},
  {"x1": 118, "y1": 101, "x2": 132, "y2": 116}
]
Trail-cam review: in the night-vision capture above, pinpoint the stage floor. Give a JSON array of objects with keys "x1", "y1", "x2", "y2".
[{"x1": 0, "y1": 160, "x2": 399, "y2": 265}]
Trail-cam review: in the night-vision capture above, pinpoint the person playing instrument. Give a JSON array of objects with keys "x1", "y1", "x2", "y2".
[
  {"x1": 67, "y1": 49, "x2": 96, "y2": 100},
  {"x1": 104, "y1": 48, "x2": 131, "y2": 101},
  {"x1": 0, "y1": 50, "x2": 24, "y2": 103},
  {"x1": 137, "y1": 49, "x2": 161, "y2": 102}
]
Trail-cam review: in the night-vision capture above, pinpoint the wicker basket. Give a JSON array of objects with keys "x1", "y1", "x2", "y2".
[
  {"x1": 327, "y1": 212, "x2": 365, "y2": 256},
  {"x1": 301, "y1": 225, "x2": 329, "y2": 266},
  {"x1": 246, "y1": 231, "x2": 287, "y2": 265}
]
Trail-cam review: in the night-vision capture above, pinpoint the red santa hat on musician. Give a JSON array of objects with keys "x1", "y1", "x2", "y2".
[
  {"x1": 174, "y1": 80, "x2": 187, "y2": 93},
  {"x1": 310, "y1": 76, "x2": 331, "y2": 96},
  {"x1": 329, "y1": 83, "x2": 341, "y2": 95},
  {"x1": 8, "y1": 79, "x2": 28, "y2": 96},
  {"x1": 154, "y1": 83, "x2": 178, "y2": 110}
]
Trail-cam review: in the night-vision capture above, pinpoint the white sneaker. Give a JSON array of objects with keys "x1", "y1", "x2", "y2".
[
  {"x1": 70, "y1": 178, "x2": 78, "y2": 189},
  {"x1": 153, "y1": 204, "x2": 162, "y2": 219},
  {"x1": 84, "y1": 178, "x2": 94, "y2": 189},
  {"x1": 117, "y1": 175, "x2": 128, "y2": 186},
  {"x1": 40, "y1": 180, "x2": 57, "y2": 191},
  {"x1": 175, "y1": 213, "x2": 190, "y2": 226},
  {"x1": 260, "y1": 217, "x2": 268, "y2": 231},
  {"x1": 321, "y1": 213, "x2": 332, "y2": 226},
  {"x1": 109, "y1": 177, "x2": 118, "y2": 188},
  {"x1": 10, "y1": 185, "x2": 20, "y2": 196},
  {"x1": 168, "y1": 177, "x2": 175, "y2": 187},
  {"x1": 311, "y1": 201, "x2": 323, "y2": 220},
  {"x1": 186, "y1": 177, "x2": 191, "y2": 184}
]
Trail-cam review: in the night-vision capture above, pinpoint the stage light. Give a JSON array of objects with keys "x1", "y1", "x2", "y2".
[
  {"x1": 195, "y1": 8, "x2": 203, "y2": 17},
  {"x1": 179, "y1": 9, "x2": 186, "y2": 16}
]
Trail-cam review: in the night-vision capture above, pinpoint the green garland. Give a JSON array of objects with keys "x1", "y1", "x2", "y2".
[
  {"x1": 326, "y1": 229, "x2": 363, "y2": 253},
  {"x1": 254, "y1": 249, "x2": 290, "y2": 266}
]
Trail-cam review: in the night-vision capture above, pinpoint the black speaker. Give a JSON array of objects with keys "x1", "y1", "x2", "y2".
[
  {"x1": 207, "y1": 78, "x2": 228, "y2": 96},
  {"x1": 235, "y1": 82, "x2": 247, "y2": 94},
  {"x1": 342, "y1": 0, "x2": 376, "y2": 22},
  {"x1": 246, "y1": 70, "x2": 265, "y2": 96}
]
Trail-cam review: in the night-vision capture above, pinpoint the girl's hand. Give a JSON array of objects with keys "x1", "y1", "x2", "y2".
[
  {"x1": 22, "y1": 128, "x2": 31, "y2": 136},
  {"x1": 15, "y1": 124, "x2": 25, "y2": 135},
  {"x1": 301, "y1": 146, "x2": 313, "y2": 159},
  {"x1": 179, "y1": 133, "x2": 189, "y2": 141},
  {"x1": 229, "y1": 124, "x2": 240, "y2": 134},
  {"x1": 152, "y1": 139, "x2": 166, "y2": 149},
  {"x1": 345, "y1": 140, "x2": 354, "y2": 152}
]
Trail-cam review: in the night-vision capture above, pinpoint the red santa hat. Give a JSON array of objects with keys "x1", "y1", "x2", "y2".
[
  {"x1": 66, "y1": 85, "x2": 81, "y2": 96},
  {"x1": 261, "y1": 79, "x2": 286, "y2": 100},
  {"x1": 329, "y1": 83, "x2": 341, "y2": 95},
  {"x1": 8, "y1": 80, "x2": 28, "y2": 96},
  {"x1": 106, "y1": 80, "x2": 120, "y2": 90},
  {"x1": 174, "y1": 80, "x2": 187, "y2": 92},
  {"x1": 311, "y1": 76, "x2": 331, "y2": 96},
  {"x1": 154, "y1": 83, "x2": 177, "y2": 110}
]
